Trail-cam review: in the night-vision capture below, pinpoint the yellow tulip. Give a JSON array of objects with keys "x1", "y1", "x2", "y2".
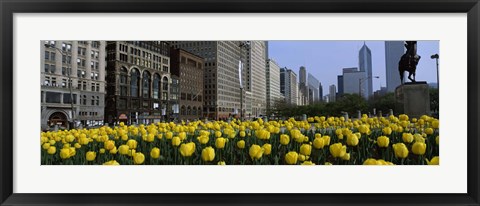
[
  {"x1": 99, "y1": 148, "x2": 105, "y2": 154},
  {"x1": 103, "y1": 160, "x2": 120, "y2": 165},
  {"x1": 426, "y1": 156, "x2": 439, "y2": 165},
  {"x1": 237, "y1": 140, "x2": 245, "y2": 149},
  {"x1": 165, "y1": 131, "x2": 173, "y2": 139},
  {"x1": 412, "y1": 142, "x2": 426, "y2": 155},
  {"x1": 402, "y1": 133, "x2": 414, "y2": 143},
  {"x1": 363, "y1": 158, "x2": 378, "y2": 165},
  {"x1": 146, "y1": 134, "x2": 155, "y2": 142},
  {"x1": 341, "y1": 153, "x2": 350, "y2": 161},
  {"x1": 47, "y1": 146, "x2": 56, "y2": 155},
  {"x1": 133, "y1": 152, "x2": 145, "y2": 164},
  {"x1": 432, "y1": 120, "x2": 439, "y2": 129},
  {"x1": 104, "y1": 140, "x2": 115, "y2": 150},
  {"x1": 358, "y1": 124, "x2": 370, "y2": 134},
  {"x1": 285, "y1": 151, "x2": 298, "y2": 165},
  {"x1": 172, "y1": 136, "x2": 181, "y2": 146},
  {"x1": 392, "y1": 143, "x2": 409, "y2": 159},
  {"x1": 313, "y1": 138, "x2": 325, "y2": 149},
  {"x1": 322, "y1": 135, "x2": 331, "y2": 145},
  {"x1": 414, "y1": 134, "x2": 425, "y2": 143},
  {"x1": 280, "y1": 134, "x2": 290, "y2": 145},
  {"x1": 425, "y1": 128, "x2": 434, "y2": 135},
  {"x1": 301, "y1": 161, "x2": 315, "y2": 165},
  {"x1": 118, "y1": 145, "x2": 129, "y2": 155},
  {"x1": 178, "y1": 132, "x2": 187, "y2": 141},
  {"x1": 201, "y1": 146, "x2": 215, "y2": 162},
  {"x1": 240, "y1": 131, "x2": 246, "y2": 138},
  {"x1": 262, "y1": 144, "x2": 272, "y2": 155},
  {"x1": 215, "y1": 137, "x2": 227, "y2": 149},
  {"x1": 86, "y1": 151, "x2": 96, "y2": 161},
  {"x1": 150, "y1": 147, "x2": 160, "y2": 159},
  {"x1": 42, "y1": 143, "x2": 51, "y2": 150},
  {"x1": 300, "y1": 144, "x2": 312, "y2": 156},
  {"x1": 377, "y1": 136, "x2": 390, "y2": 148},
  {"x1": 249, "y1": 144, "x2": 263, "y2": 160},
  {"x1": 346, "y1": 134, "x2": 359, "y2": 146},
  {"x1": 197, "y1": 135, "x2": 209, "y2": 144},
  {"x1": 217, "y1": 161, "x2": 226, "y2": 165},
  {"x1": 382, "y1": 127, "x2": 392, "y2": 135},
  {"x1": 436, "y1": 136, "x2": 439, "y2": 145},
  {"x1": 179, "y1": 142, "x2": 196, "y2": 157},
  {"x1": 127, "y1": 139, "x2": 137, "y2": 149},
  {"x1": 215, "y1": 131, "x2": 222, "y2": 138},
  {"x1": 329, "y1": 143, "x2": 347, "y2": 158}
]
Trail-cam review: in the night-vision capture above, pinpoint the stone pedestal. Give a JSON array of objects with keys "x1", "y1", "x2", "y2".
[{"x1": 395, "y1": 82, "x2": 430, "y2": 119}]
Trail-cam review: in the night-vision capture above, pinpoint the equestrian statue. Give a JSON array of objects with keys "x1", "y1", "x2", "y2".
[{"x1": 398, "y1": 41, "x2": 421, "y2": 84}]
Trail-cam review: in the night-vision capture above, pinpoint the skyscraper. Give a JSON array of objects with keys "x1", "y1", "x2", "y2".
[
  {"x1": 246, "y1": 41, "x2": 267, "y2": 117},
  {"x1": 337, "y1": 75, "x2": 344, "y2": 96},
  {"x1": 329, "y1": 84, "x2": 336, "y2": 103},
  {"x1": 385, "y1": 41, "x2": 405, "y2": 92},
  {"x1": 342, "y1": 67, "x2": 365, "y2": 95},
  {"x1": 359, "y1": 42, "x2": 373, "y2": 99},
  {"x1": 266, "y1": 59, "x2": 282, "y2": 116},
  {"x1": 307, "y1": 73, "x2": 320, "y2": 103},
  {"x1": 298, "y1": 66, "x2": 309, "y2": 105},
  {"x1": 280, "y1": 67, "x2": 297, "y2": 105},
  {"x1": 319, "y1": 83, "x2": 323, "y2": 102},
  {"x1": 170, "y1": 41, "x2": 243, "y2": 120}
]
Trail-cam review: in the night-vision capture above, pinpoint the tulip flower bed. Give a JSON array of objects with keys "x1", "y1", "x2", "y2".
[{"x1": 40, "y1": 114, "x2": 439, "y2": 165}]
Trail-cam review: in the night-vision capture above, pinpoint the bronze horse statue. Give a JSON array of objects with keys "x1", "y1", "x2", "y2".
[{"x1": 398, "y1": 41, "x2": 421, "y2": 84}]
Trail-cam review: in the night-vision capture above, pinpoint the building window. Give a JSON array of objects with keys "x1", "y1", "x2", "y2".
[
  {"x1": 62, "y1": 55, "x2": 71, "y2": 64},
  {"x1": 78, "y1": 47, "x2": 86, "y2": 56},
  {"x1": 130, "y1": 69, "x2": 140, "y2": 97},
  {"x1": 77, "y1": 70, "x2": 86, "y2": 78},
  {"x1": 63, "y1": 94, "x2": 77, "y2": 104},
  {"x1": 96, "y1": 96, "x2": 99, "y2": 106},
  {"x1": 45, "y1": 92, "x2": 61, "y2": 103},
  {"x1": 153, "y1": 74, "x2": 160, "y2": 99},
  {"x1": 142, "y1": 71, "x2": 151, "y2": 98},
  {"x1": 91, "y1": 96, "x2": 95, "y2": 105},
  {"x1": 92, "y1": 41, "x2": 100, "y2": 48},
  {"x1": 162, "y1": 76, "x2": 168, "y2": 91}
]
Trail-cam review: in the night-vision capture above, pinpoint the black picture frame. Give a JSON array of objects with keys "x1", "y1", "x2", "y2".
[{"x1": 1, "y1": 0, "x2": 479, "y2": 205}]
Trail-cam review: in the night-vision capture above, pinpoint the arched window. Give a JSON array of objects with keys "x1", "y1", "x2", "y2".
[
  {"x1": 187, "y1": 106, "x2": 191, "y2": 115},
  {"x1": 162, "y1": 76, "x2": 169, "y2": 91},
  {"x1": 198, "y1": 107, "x2": 202, "y2": 116},
  {"x1": 119, "y1": 67, "x2": 128, "y2": 96},
  {"x1": 142, "y1": 71, "x2": 151, "y2": 98},
  {"x1": 130, "y1": 69, "x2": 140, "y2": 97},
  {"x1": 181, "y1": 106, "x2": 186, "y2": 116},
  {"x1": 153, "y1": 74, "x2": 160, "y2": 99},
  {"x1": 192, "y1": 106, "x2": 197, "y2": 115}
]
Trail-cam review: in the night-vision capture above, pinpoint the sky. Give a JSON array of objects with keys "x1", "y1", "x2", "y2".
[{"x1": 268, "y1": 41, "x2": 439, "y2": 96}]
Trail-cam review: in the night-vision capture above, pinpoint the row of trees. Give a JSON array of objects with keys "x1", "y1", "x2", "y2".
[{"x1": 269, "y1": 88, "x2": 439, "y2": 119}]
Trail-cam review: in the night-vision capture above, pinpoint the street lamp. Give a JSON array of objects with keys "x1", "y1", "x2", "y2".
[
  {"x1": 431, "y1": 54, "x2": 439, "y2": 90},
  {"x1": 44, "y1": 43, "x2": 76, "y2": 129},
  {"x1": 359, "y1": 76, "x2": 379, "y2": 98}
]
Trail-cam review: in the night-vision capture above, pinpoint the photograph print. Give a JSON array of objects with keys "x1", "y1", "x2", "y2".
[{"x1": 40, "y1": 40, "x2": 439, "y2": 165}]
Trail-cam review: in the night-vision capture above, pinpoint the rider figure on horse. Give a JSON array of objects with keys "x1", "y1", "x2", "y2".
[{"x1": 399, "y1": 41, "x2": 421, "y2": 84}]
